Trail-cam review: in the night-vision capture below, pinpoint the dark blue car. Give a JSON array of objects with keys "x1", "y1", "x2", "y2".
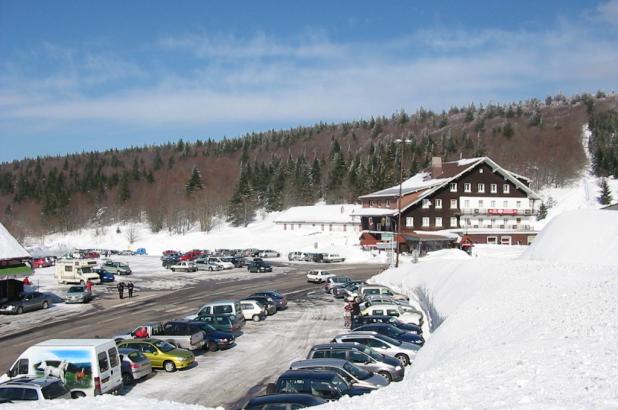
[
  {"x1": 268, "y1": 370, "x2": 372, "y2": 401},
  {"x1": 249, "y1": 290, "x2": 287, "y2": 310},
  {"x1": 354, "y1": 323, "x2": 425, "y2": 346},
  {"x1": 352, "y1": 315, "x2": 423, "y2": 335},
  {"x1": 94, "y1": 268, "x2": 115, "y2": 283},
  {"x1": 245, "y1": 393, "x2": 326, "y2": 409},
  {"x1": 189, "y1": 321, "x2": 235, "y2": 351}
]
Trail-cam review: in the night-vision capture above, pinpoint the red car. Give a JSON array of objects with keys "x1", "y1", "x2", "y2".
[
  {"x1": 180, "y1": 250, "x2": 203, "y2": 261},
  {"x1": 32, "y1": 258, "x2": 49, "y2": 269},
  {"x1": 85, "y1": 251, "x2": 100, "y2": 259},
  {"x1": 162, "y1": 250, "x2": 179, "y2": 256}
]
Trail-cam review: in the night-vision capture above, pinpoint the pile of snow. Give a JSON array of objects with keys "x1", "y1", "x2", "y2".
[
  {"x1": 8, "y1": 395, "x2": 221, "y2": 410},
  {"x1": 322, "y1": 211, "x2": 617, "y2": 409},
  {"x1": 27, "y1": 209, "x2": 385, "y2": 264},
  {"x1": 524, "y1": 210, "x2": 618, "y2": 265}
]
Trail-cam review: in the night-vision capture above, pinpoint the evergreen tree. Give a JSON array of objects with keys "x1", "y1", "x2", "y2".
[
  {"x1": 153, "y1": 150, "x2": 163, "y2": 171},
  {"x1": 502, "y1": 121, "x2": 514, "y2": 138},
  {"x1": 598, "y1": 178, "x2": 613, "y2": 205},
  {"x1": 186, "y1": 167, "x2": 204, "y2": 195},
  {"x1": 227, "y1": 165, "x2": 256, "y2": 226},
  {"x1": 537, "y1": 202, "x2": 548, "y2": 220},
  {"x1": 118, "y1": 171, "x2": 131, "y2": 202}
]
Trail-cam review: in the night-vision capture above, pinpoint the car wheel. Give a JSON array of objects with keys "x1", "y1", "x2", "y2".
[
  {"x1": 71, "y1": 391, "x2": 86, "y2": 399},
  {"x1": 122, "y1": 372, "x2": 134, "y2": 385},
  {"x1": 171, "y1": 268, "x2": 176, "y2": 272},
  {"x1": 206, "y1": 341, "x2": 218, "y2": 352},
  {"x1": 377, "y1": 371, "x2": 392, "y2": 383},
  {"x1": 164, "y1": 361, "x2": 177, "y2": 372},
  {"x1": 42, "y1": 301, "x2": 49, "y2": 309},
  {"x1": 252, "y1": 314, "x2": 261, "y2": 322},
  {"x1": 395, "y1": 353, "x2": 410, "y2": 366},
  {"x1": 16, "y1": 306, "x2": 24, "y2": 314}
]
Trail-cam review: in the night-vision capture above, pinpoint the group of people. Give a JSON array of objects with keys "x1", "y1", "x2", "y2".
[
  {"x1": 116, "y1": 281, "x2": 135, "y2": 299},
  {"x1": 343, "y1": 297, "x2": 363, "y2": 328}
]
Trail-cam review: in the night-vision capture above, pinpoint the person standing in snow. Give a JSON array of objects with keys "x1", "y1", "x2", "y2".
[
  {"x1": 85, "y1": 279, "x2": 94, "y2": 292},
  {"x1": 344, "y1": 301, "x2": 353, "y2": 328},
  {"x1": 117, "y1": 282, "x2": 125, "y2": 299},
  {"x1": 127, "y1": 282, "x2": 134, "y2": 298}
]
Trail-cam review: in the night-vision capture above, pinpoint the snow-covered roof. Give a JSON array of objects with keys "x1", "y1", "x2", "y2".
[
  {"x1": 0, "y1": 221, "x2": 30, "y2": 261},
  {"x1": 274, "y1": 204, "x2": 362, "y2": 224}
]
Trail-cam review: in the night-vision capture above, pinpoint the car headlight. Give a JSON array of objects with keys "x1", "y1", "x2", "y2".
[{"x1": 395, "y1": 366, "x2": 402, "y2": 371}]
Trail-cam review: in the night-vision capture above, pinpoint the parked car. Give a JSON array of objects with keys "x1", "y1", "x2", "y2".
[
  {"x1": 64, "y1": 286, "x2": 93, "y2": 304},
  {"x1": 351, "y1": 315, "x2": 423, "y2": 335},
  {"x1": 170, "y1": 261, "x2": 198, "y2": 272},
  {"x1": 119, "y1": 250, "x2": 134, "y2": 256},
  {"x1": 194, "y1": 314, "x2": 244, "y2": 333},
  {"x1": 102, "y1": 260, "x2": 132, "y2": 275},
  {"x1": 180, "y1": 250, "x2": 204, "y2": 261},
  {"x1": 207, "y1": 256, "x2": 234, "y2": 270},
  {"x1": 118, "y1": 347, "x2": 153, "y2": 385},
  {"x1": 94, "y1": 268, "x2": 115, "y2": 283},
  {"x1": 161, "y1": 250, "x2": 180, "y2": 257},
  {"x1": 240, "y1": 299, "x2": 267, "y2": 322},
  {"x1": 4, "y1": 339, "x2": 122, "y2": 397},
  {"x1": 354, "y1": 323, "x2": 424, "y2": 346},
  {"x1": 287, "y1": 251, "x2": 307, "y2": 262},
  {"x1": 290, "y1": 358, "x2": 388, "y2": 390},
  {"x1": 0, "y1": 292, "x2": 50, "y2": 315},
  {"x1": 306, "y1": 270, "x2": 335, "y2": 283},
  {"x1": 247, "y1": 260, "x2": 272, "y2": 273},
  {"x1": 195, "y1": 258, "x2": 223, "y2": 271},
  {"x1": 230, "y1": 256, "x2": 247, "y2": 268},
  {"x1": 267, "y1": 370, "x2": 372, "y2": 401},
  {"x1": 32, "y1": 257, "x2": 52, "y2": 269},
  {"x1": 116, "y1": 339, "x2": 194, "y2": 372},
  {"x1": 249, "y1": 290, "x2": 287, "y2": 310},
  {"x1": 333, "y1": 282, "x2": 362, "y2": 299},
  {"x1": 115, "y1": 321, "x2": 204, "y2": 351},
  {"x1": 363, "y1": 295, "x2": 424, "y2": 320},
  {"x1": 0, "y1": 376, "x2": 71, "y2": 401},
  {"x1": 244, "y1": 296, "x2": 277, "y2": 315},
  {"x1": 245, "y1": 393, "x2": 326, "y2": 409},
  {"x1": 162, "y1": 255, "x2": 180, "y2": 269},
  {"x1": 307, "y1": 342, "x2": 404, "y2": 383},
  {"x1": 189, "y1": 300, "x2": 244, "y2": 323},
  {"x1": 188, "y1": 321, "x2": 236, "y2": 351},
  {"x1": 322, "y1": 253, "x2": 345, "y2": 263},
  {"x1": 258, "y1": 249, "x2": 280, "y2": 258},
  {"x1": 360, "y1": 303, "x2": 423, "y2": 326},
  {"x1": 133, "y1": 248, "x2": 147, "y2": 255},
  {"x1": 332, "y1": 331, "x2": 420, "y2": 366},
  {"x1": 360, "y1": 285, "x2": 409, "y2": 302},
  {"x1": 324, "y1": 276, "x2": 352, "y2": 294}
]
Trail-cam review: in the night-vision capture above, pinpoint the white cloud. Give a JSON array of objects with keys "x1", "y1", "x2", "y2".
[{"x1": 598, "y1": 0, "x2": 618, "y2": 25}]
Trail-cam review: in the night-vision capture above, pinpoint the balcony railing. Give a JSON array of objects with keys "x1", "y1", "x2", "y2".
[{"x1": 459, "y1": 208, "x2": 537, "y2": 216}]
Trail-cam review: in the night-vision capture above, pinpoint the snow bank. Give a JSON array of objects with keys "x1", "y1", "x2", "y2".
[
  {"x1": 8, "y1": 395, "x2": 221, "y2": 410},
  {"x1": 524, "y1": 209, "x2": 618, "y2": 266},
  {"x1": 321, "y1": 222, "x2": 617, "y2": 408}
]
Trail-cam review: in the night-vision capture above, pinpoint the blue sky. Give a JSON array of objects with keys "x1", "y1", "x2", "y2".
[{"x1": 1, "y1": 0, "x2": 617, "y2": 161}]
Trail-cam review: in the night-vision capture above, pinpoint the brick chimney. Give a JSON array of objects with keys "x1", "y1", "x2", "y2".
[{"x1": 431, "y1": 156, "x2": 443, "y2": 178}]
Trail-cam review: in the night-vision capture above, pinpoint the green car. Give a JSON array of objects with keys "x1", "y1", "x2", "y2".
[
  {"x1": 195, "y1": 314, "x2": 244, "y2": 333},
  {"x1": 117, "y1": 338, "x2": 194, "y2": 372}
]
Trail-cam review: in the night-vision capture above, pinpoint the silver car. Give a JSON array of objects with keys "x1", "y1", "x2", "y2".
[
  {"x1": 0, "y1": 376, "x2": 71, "y2": 401},
  {"x1": 307, "y1": 342, "x2": 405, "y2": 383},
  {"x1": 64, "y1": 286, "x2": 93, "y2": 304},
  {"x1": 119, "y1": 347, "x2": 152, "y2": 385},
  {"x1": 290, "y1": 358, "x2": 388, "y2": 389},
  {"x1": 332, "y1": 331, "x2": 420, "y2": 366}
]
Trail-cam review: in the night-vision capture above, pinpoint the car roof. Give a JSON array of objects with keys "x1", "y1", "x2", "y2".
[
  {"x1": 336, "y1": 331, "x2": 380, "y2": 338},
  {"x1": 247, "y1": 393, "x2": 326, "y2": 405},
  {"x1": 0, "y1": 376, "x2": 61, "y2": 387},
  {"x1": 119, "y1": 338, "x2": 160, "y2": 344},
  {"x1": 291, "y1": 358, "x2": 348, "y2": 369},
  {"x1": 279, "y1": 369, "x2": 338, "y2": 380},
  {"x1": 201, "y1": 300, "x2": 238, "y2": 305},
  {"x1": 36, "y1": 339, "x2": 115, "y2": 347},
  {"x1": 118, "y1": 347, "x2": 140, "y2": 354},
  {"x1": 311, "y1": 342, "x2": 365, "y2": 350}
]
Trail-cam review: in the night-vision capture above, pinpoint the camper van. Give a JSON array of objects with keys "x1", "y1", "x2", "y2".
[
  {"x1": 2, "y1": 339, "x2": 123, "y2": 398},
  {"x1": 54, "y1": 260, "x2": 101, "y2": 285}
]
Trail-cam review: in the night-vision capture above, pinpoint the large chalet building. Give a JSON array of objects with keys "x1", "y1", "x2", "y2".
[{"x1": 355, "y1": 157, "x2": 541, "y2": 250}]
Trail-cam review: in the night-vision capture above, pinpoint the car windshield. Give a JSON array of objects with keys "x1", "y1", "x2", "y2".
[
  {"x1": 343, "y1": 361, "x2": 372, "y2": 380},
  {"x1": 41, "y1": 381, "x2": 69, "y2": 399},
  {"x1": 68, "y1": 286, "x2": 84, "y2": 292},
  {"x1": 329, "y1": 374, "x2": 351, "y2": 392},
  {"x1": 199, "y1": 323, "x2": 217, "y2": 332},
  {"x1": 153, "y1": 340, "x2": 175, "y2": 352},
  {"x1": 384, "y1": 326, "x2": 403, "y2": 337},
  {"x1": 362, "y1": 346, "x2": 385, "y2": 361},
  {"x1": 375, "y1": 334, "x2": 401, "y2": 346}
]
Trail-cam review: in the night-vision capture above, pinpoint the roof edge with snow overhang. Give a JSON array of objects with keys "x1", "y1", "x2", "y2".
[{"x1": 0, "y1": 222, "x2": 31, "y2": 261}]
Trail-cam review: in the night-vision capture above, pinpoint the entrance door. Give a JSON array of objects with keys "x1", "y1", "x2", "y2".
[{"x1": 500, "y1": 236, "x2": 512, "y2": 245}]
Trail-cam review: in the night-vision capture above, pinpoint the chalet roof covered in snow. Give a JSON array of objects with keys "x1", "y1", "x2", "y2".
[
  {"x1": 359, "y1": 157, "x2": 541, "y2": 214},
  {"x1": 274, "y1": 204, "x2": 362, "y2": 224},
  {"x1": 0, "y1": 222, "x2": 30, "y2": 261}
]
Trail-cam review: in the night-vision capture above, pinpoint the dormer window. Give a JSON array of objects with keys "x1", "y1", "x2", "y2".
[
  {"x1": 422, "y1": 199, "x2": 431, "y2": 209},
  {"x1": 450, "y1": 183, "x2": 457, "y2": 192},
  {"x1": 503, "y1": 184, "x2": 510, "y2": 194}
]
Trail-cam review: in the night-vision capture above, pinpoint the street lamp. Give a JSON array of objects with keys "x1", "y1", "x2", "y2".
[{"x1": 394, "y1": 138, "x2": 412, "y2": 268}]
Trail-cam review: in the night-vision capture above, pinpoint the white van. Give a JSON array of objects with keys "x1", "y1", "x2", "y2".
[
  {"x1": 55, "y1": 260, "x2": 101, "y2": 285},
  {"x1": 2, "y1": 339, "x2": 122, "y2": 398},
  {"x1": 188, "y1": 300, "x2": 244, "y2": 322}
]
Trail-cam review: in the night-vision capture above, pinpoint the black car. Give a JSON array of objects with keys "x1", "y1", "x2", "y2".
[
  {"x1": 249, "y1": 290, "x2": 287, "y2": 310},
  {"x1": 351, "y1": 315, "x2": 423, "y2": 335},
  {"x1": 162, "y1": 255, "x2": 180, "y2": 268},
  {"x1": 244, "y1": 296, "x2": 277, "y2": 315},
  {"x1": 245, "y1": 393, "x2": 326, "y2": 409},
  {"x1": 267, "y1": 370, "x2": 372, "y2": 401},
  {"x1": 247, "y1": 261, "x2": 272, "y2": 273},
  {"x1": 354, "y1": 323, "x2": 425, "y2": 346},
  {"x1": 230, "y1": 256, "x2": 246, "y2": 268},
  {"x1": 189, "y1": 320, "x2": 236, "y2": 351}
]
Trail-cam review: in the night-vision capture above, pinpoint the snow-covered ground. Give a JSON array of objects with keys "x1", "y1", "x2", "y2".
[{"x1": 322, "y1": 209, "x2": 618, "y2": 409}]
